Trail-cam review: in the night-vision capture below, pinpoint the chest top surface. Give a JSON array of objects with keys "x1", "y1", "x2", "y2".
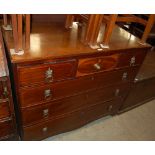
[{"x1": 3, "y1": 22, "x2": 150, "y2": 64}]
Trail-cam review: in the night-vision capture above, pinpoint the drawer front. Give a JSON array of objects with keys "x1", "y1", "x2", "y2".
[
  {"x1": 18, "y1": 59, "x2": 77, "y2": 87},
  {"x1": 21, "y1": 83, "x2": 130, "y2": 126},
  {"x1": 19, "y1": 67, "x2": 138, "y2": 108},
  {"x1": 118, "y1": 50, "x2": 147, "y2": 67},
  {"x1": 77, "y1": 51, "x2": 146, "y2": 76},
  {"x1": 22, "y1": 94, "x2": 87, "y2": 126},
  {"x1": 77, "y1": 54, "x2": 119, "y2": 76},
  {"x1": 23, "y1": 98, "x2": 122, "y2": 140},
  {"x1": 0, "y1": 101, "x2": 10, "y2": 119},
  {"x1": 0, "y1": 120, "x2": 14, "y2": 139}
]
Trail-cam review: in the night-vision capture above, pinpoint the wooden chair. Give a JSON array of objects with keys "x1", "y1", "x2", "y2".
[
  {"x1": 9, "y1": 14, "x2": 30, "y2": 53},
  {"x1": 66, "y1": 14, "x2": 155, "y2": 48},
  {"x1": 65, "y1": 14, "x2": 103, "y2": 46},
  {"x1": 101, "y1": 14, "x2": 155, "y2": 48},
  {"x1": 2, "y1": 14, "x2": 12, "y2": 30}
]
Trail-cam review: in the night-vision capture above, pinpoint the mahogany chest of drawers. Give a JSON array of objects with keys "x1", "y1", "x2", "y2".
[
  {"x1": 3, "y1": 23, "x2": 150, "y2": 140},
  {"x1": 0, "y1": 29, "x2": 18, "y2": 140}
]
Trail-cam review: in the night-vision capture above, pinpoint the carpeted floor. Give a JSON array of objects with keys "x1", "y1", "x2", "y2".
[{"x1": 45, "y1": 100, "x2": 155, "y2": 141}]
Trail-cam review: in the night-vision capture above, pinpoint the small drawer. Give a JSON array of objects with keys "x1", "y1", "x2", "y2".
[
  {"x1": 19, "y1": 67, "x2": 139, "y2": 108},
  {"x1": 21, "y1": 83, "x2": 130, "y2": 126},
  {"x1": 0, "y1": 120, "x2": 14, "y2": 139},
  {"x1": 23, "y1": 98, "x2": 122, "y2": 140},
  {"x1": 118, "y1": 50, "x2": 147, "y2": 67},
  {"x1": 77, "y1": 50, "x2": 147, "y2": 77},
  {"x1": 0, "y1": 101, "x2": 11, "y2": 119},
  {"x1": 77, "y1": 54, "x2": 119, "y2": 76},
  {"x1": 18, "y1": 59, "x2": 77, "y2": 87}
]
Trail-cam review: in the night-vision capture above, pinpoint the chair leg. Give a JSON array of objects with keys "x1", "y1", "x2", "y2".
[
  {"x1": 65, "y1": 15, "x2": 74, "y2": 28},
  {"x1": 25, "y1": 14, "x2": 30, "y2": 49},
  {"x1": 90, "y1": 14, "x2": 103, "y2": 45},
  {"x1": 84, "y1": 14, "x2": 96, "y2": 43},
  {"x1": 3, "y1": 14, "x2": 8, "y2": 27},
  {"x1": 11, "y1": 14, "x2": 19, "y2": 53},
  {"x1": 17, "y1": 14, "x2": 23, "y2": 50},
  {"x1": 84, "y1": 14, "x2": 103, "y2": 46},
  {"x1": 141, "y1": 14, "x2": 155, "y2": 43},
  {"x1": 102, "y1": 14, "x2": 118, "y2": 47}
]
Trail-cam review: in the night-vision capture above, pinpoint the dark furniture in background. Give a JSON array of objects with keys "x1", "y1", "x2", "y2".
[{"x1": 0, "y1": 29, "x2": 18, "y2": 140}]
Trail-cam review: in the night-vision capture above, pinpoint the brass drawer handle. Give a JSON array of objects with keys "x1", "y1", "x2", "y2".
[
  {"x1": 94, "y1": 63, "x2": 101, "y2": 70},
  {"x1": 130, "y1": 56, "x2": 136, "y2": 66},
  {"x1": 91, "y1": 76, "x2": 94, "y2": 81},
  {"x1": 44, "y1": 89, "x2": 52, "y2": 100},
  {"x1": 45, "y1": 68, "x2": 53, "y2": 82},
  {"x1": 42, "y1": 127, "x2": 48, "y2": 133},
  {"x1": 122, "y1": 72, "x2": 128, "y2": 80},
  {"x1": 43, "y1": 109, "x2": 49, "y2": 117},
  {"x1": 3, "y1": 87, "x2": 9, "y2": 98},
  {"x1": 115, "y1": 89, "x2": 120, "y2": 96},
  {"x1": 108, "y1": 105, "x2": 113, "y2": 112}
]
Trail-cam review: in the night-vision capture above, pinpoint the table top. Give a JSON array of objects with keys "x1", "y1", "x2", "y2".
[{"x1": 3, "y1": 22, "x2": 150, "y2": 63}]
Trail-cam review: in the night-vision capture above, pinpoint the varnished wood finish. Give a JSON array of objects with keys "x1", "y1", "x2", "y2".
[
  {"x1": 3, "y1": 19, "x2": 150, "y2": 140},
  {"x1": 3, "y1": 15, "x2": 8, "y2": 27},
  {"x1": 19, "y1": 67, "x2": 139, "y2": 108},
  {"x1": 103, "y1": 14, "x2": 118, "y2": 45},
  {"x1": 0, "y1": 120, "x2": 14, "y2": 140},
  {"x1": 77, "y1": 54, "x2": 119, "y2": 76},
  {"x1": 25, "y1": 15, "x2": 30, "y2": 49},
  {"x1": 3, "y1": 22, "x2": 150, "y2": 63},
  {"x1": 65, "y1": 15, "x2": 74, "y2": 28},
  {"x1": 0, "y1": 101, "x2": 10, "y2": 119},
  {"x1": 17, "y1": 14, "x2": 23, "y2": 50},
  {"x1": 23, "y1": 98, "x2": 123, "y2": 140},
  {"x1": 11, "y1": 15, "x2": 19, "y2": 52},
  {"x1": 18, "y1": 59, "x2": 77, "y2": 87},
  {"x1": 77, "y1": 50, "x2": 147, "y2": 76},
  {"x1": 21, "y1": 83, "x2": 130, "y2": 126}
]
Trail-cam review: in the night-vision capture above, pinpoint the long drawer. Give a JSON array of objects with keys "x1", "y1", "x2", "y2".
[
  {"x1": 23, "y1": 98, "x2": 122, "y2": 140},
  {"x1": 0, "y1": 100, "x2": 10, "y2": 119},
  {"x1": 0, "y1": 119, "x2": 14, "y2": 139},
  {"x1": 18, "y1": 59, "x2": 77, "y2": 87},
  {"x1": 21, "y1": 83, "x2": 130, "y2": 126},
  {"x1": 19, "y1": 67, "x2": 138, "y2": 108},
  {"x1": 77, "y1": 50, "x2": 146, "y2": 76}
]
